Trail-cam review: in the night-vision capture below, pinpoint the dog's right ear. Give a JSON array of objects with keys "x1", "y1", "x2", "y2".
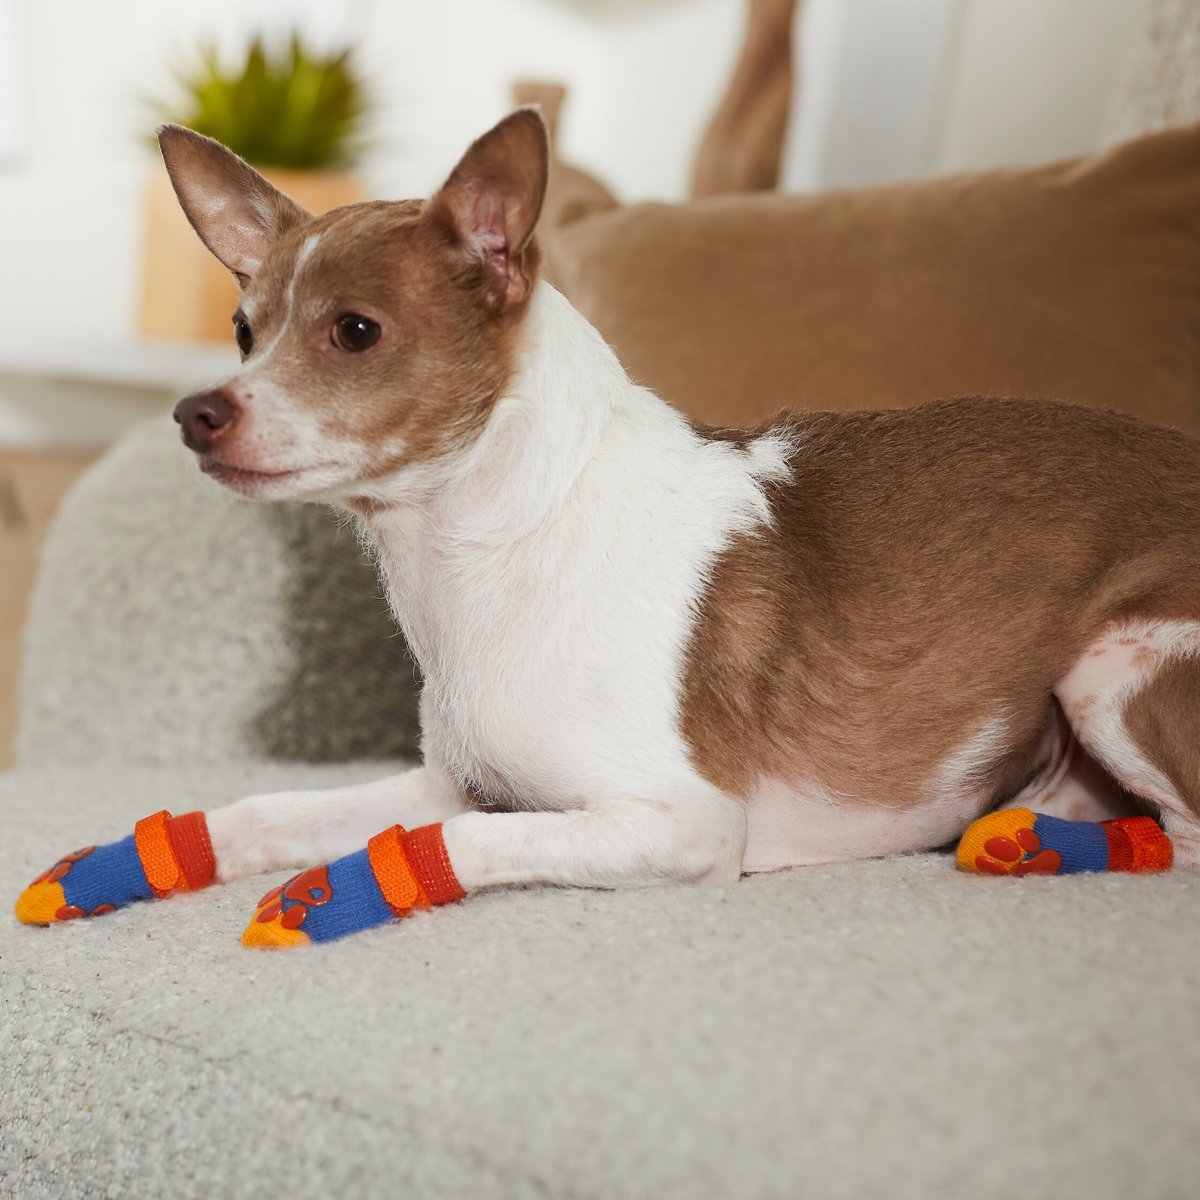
[
  {"x1": 156, "y1": 125, "x2": 311, "y2": 287},
  {"x1": 429, "y1": 109, "x2": 550, "y2": 311}
]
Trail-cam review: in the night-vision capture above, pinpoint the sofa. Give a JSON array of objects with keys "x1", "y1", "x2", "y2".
[{"x1": 5, "y1": 3, "x2": 1200, "y2": 1197}]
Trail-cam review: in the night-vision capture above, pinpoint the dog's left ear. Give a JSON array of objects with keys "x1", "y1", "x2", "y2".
[
  {"x1": 430, "y1": 109, "x2": 549, "y2": 310},
  {"x1": 156, "y1": 124, "x2": 311, "y2": 287}
]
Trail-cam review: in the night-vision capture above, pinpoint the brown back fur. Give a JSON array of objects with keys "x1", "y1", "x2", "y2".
[{"x1": 682, "y1": 398, "x2": 1200, "y2": 805}]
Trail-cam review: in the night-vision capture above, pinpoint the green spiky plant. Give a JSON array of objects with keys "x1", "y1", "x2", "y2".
[{"x1": 152, "y1": 33, "x2": 369, "y2": 170}]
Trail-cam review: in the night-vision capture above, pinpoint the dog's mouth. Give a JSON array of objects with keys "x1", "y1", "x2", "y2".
[
  {"x1": 198, "y1": 456, "x2": 343, "y2": 496},
  {"x1": 200, "y1": 459, "x2": 300, "y2": 483},
  {"x1": 199, "y1": 458, "x2": 303, "y2": 492}
]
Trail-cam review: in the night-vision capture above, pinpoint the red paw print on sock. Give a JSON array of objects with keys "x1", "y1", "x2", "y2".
[
  {"x1": 975, "y1": 827, "x2": 1062, "y2": 876},
  {"x1": 255, "y1": 866, "x2": 334, "y2": 930},
  {"x1": 31, "y1": 846, "x2": 94, "y2": 886},
  {"x1": 25, "y1": 846, "x2": 116, "y2": 920}
]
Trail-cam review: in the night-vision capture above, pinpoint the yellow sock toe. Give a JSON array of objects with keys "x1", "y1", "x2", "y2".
[
  {"x1": 14, "y1": 881, "x2": 70, "y2": 925},
  {"x1": 956, "y1": 808, "x2": 1037, "y2": 873},
  {"x1": 241, "y1": 908, "x2": 312, "y2": 949}
]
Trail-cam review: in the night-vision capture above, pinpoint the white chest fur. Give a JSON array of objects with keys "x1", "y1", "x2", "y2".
[{"x1": 356, "y1": 285, "x2": 791, "y2": 811}]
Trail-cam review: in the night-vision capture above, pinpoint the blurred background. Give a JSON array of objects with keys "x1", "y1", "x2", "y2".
[
  {"x1": 0, "y1": 0, "x2": 1170, "y2": 765},
  {"x1": 0, "y1": 0, "x2": 1148, "y2": 361}
]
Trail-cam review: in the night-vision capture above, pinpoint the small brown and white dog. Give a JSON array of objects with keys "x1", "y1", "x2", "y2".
[{"x1": 161, "y1": 110, "x2": 1200, "y2": 896}]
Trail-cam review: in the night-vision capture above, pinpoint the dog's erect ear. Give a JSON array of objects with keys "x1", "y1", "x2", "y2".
[
  {"x1": 156, "y1": 124, "x2": 311, "y2": 287},
  {"x1": 429, "y1": 109, "x2": 549, "y2": 310}
]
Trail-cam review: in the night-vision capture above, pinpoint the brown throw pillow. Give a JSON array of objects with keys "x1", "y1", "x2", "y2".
[{"x1": 547, "y1": 125, "x2": 1200, "y2": 434}]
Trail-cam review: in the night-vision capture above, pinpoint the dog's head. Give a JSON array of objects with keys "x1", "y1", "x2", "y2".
[{"x1": 160, "y1": 111, "x2": 549, "y2": 504}]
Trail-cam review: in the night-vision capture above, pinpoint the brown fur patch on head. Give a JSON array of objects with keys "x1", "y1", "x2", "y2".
[
  {"x1": 239, "y1": 197, "x2": 538, "y2": 478},
  {"x1": 163, "y1": 112, "x2": 551, "y2": 500}
]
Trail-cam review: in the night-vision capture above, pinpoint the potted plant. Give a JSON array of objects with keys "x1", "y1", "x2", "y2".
[{"x1": 138, "y1": 33, "x2": 371, "y2": 343}]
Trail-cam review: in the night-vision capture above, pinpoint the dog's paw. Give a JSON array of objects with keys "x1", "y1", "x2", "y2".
[
  {"x1": 239, "y1": 825, "x2": 465, "y2": 948},
  {"x1": 973, "y1": 825, "x2": 1062, "y2": 876},
  {"x1": 956, "y1": 808, "x2": 1062, "y2": 877},
  {"x1": 14, "y1": 811, "x2": 215, "y2": 926},
  {"x1": 239, "y1": 869, "x2": 331, "y2": 948},
  {"x1": 15, "y1": 847, "x2": 108, "y2": 923}
]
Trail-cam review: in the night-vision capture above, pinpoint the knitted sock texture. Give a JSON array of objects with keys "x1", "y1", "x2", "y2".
[
  {"x1": 242, "y1": 823, "x2": 465, "y2": 948},
  {"x1": 957, "y1": 808, "x2": 1173, "y2": 876},
  {"x1": 15, "y1": 810, "x2": 215, "y2": 924}
]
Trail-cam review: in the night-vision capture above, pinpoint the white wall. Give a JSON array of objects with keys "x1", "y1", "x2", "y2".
[
  {"x1": 0, "y1": 1, "x2": 21, "y2": 162},
  {"x1": 0, "y1": 0, "x2": 1151, "y2": 350},
  {"x1": 935, "y1": 0, "x2": 1149, "y2": 173},
  {"x1": 0, "y1": 0, "x2": 741, "y2": 349},
  {"x1": 785, "y1": 0, "x2": 1147, "y2": 189}
]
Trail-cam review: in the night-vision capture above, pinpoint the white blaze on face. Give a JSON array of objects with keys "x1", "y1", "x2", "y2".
[
  {"x1": 205, "y1": 231, "x2": 373, "y2": 493},
  {"x1": 245, "y1": 231, "x2": 323, "y2": 367}
]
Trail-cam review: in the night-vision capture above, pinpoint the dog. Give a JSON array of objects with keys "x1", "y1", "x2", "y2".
[{"x1": 154, "y1": 108, "x2": 1200, "y2": 910}]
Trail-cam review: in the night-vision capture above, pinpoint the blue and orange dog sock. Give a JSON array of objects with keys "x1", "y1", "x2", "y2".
[
  {"x1": 241, "y1": 823, "x2": 465, "y2": 948},
  {"x1": 15, "y1": 810, "x2": 215, "y2": 924},
  {"x1": 957, "y1": 807, "x2": 1173, "y2": 876}
]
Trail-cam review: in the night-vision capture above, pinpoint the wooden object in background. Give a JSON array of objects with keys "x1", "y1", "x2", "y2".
[
  {"x1": 137, "y1": 167, "x2": 364, "y2": 343},
  {"x1": 511, "y1": 80, "x2": 619, "y2": 288},
  {"x1": 0, "y1": 448, "x2": 98, "y2": 769},
  {"x1": 691, "y1": 0, "x2": 798, "y2": 197}
]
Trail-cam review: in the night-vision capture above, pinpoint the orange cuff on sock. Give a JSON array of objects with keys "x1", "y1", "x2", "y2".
[
  {"x1": 368, "y1": 826, "x2": 430, "y2": 916},
  {"x1": 134, "y1": 810, "x2": 215, "y2": 896},
  {"x1": 167, "y1": 811, "x2": 217, "y2": 889},
  {"x1": 367, "y1": 823, "x2": 465, "y2": 917},
  {"x1": 401, "y1": 824, "x2": 466, "y2": 906},
  {"x1": 1104, "y1": 816, "x2": 1173, "y2": 873}
]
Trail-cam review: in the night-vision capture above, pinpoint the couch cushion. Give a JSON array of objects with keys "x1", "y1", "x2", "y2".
[
  {"x1": 550, "y1": 125, "x2": 1200, "y2": 432},
  {"x1": 17, "y1": 416, "x2": 421, "y2": 768},
  {"x1": 4, "y1": 763, "x2": 1200, "y2": 1199}
]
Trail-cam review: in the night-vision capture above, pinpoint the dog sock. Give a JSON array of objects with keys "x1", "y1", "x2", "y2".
[
  {"x1": 241, "y1": 823, "x2": 465, "y2": 948},
  {"x1": 15, "y1": 810, "x2": 216, "y2": 924},
  {"x1": 957, "y1": 807, "x2": 1173, "y2": 876}
]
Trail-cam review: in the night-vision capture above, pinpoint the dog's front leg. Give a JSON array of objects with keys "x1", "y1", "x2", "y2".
[
  {"x1": 14, "y1": 765, "x2": 470, "y2": 928},
  {"x1": 240, "y1": 786, "x2": 748, "y2": 948},
  {"x1": 441, "y1": 793, "x2": 747, "y2": 890},
  {"x1": 208, "y1": 765, "x2": 471, "y2": 882}
]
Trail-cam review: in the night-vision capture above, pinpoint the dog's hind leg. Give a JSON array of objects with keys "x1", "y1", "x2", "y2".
[
  {"x1": 958, "y1": 622, "x2": 1200, "y2": 877},
  {"x1": 1056, "y1": 621, "x2": 1200, "y2": 868},
  {"x1": 1115, "y1": 655, "x2": 1200, "y2": 866},
  {"x1": 995, "y1": 704, "x2": 1141, "y2": 824}
]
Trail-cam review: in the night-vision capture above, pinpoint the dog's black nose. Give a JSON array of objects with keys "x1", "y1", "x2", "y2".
[{"x1": 174, "y1": 388, "x2": 235, "y2": 452}]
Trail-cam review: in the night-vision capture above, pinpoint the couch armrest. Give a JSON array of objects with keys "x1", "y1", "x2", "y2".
[{"x1": 17, "y1": 415, "x2": 420, "y2": 767}]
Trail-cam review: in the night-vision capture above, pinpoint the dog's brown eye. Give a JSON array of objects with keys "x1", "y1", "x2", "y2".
[
  {"x1": 233, "y1": 316, "x2": 253, "y2": 358},
  {"x1": 332, "y1": 314, "x2": 381, "y2": 353}
]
